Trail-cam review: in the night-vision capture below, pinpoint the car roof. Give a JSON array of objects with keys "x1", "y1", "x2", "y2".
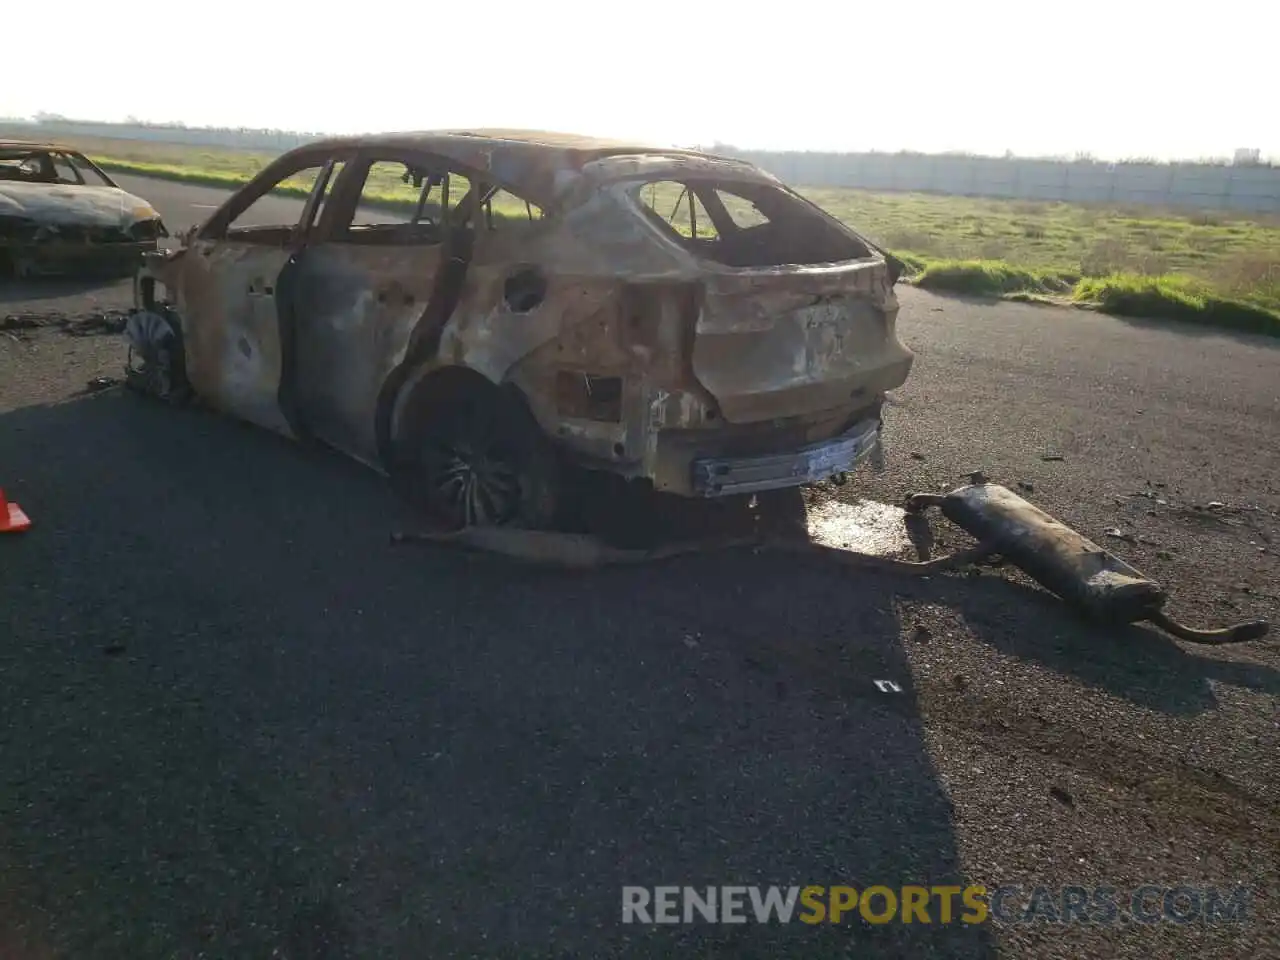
[
  {"x1": 308, "y1": 128, "x2": 717, "y2": 157},
  {"x1": 294, "y1": 129, "x2": 753, "y2": 204}
]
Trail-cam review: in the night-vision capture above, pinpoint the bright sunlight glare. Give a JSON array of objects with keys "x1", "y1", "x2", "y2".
[{"x1": 4, "y1": 0, "x2": 1275, "y2": 160}]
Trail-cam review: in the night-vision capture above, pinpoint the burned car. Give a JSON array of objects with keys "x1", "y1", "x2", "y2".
[
  {"x1": 127, "y1": 130, "x2": 914, "y2": 528},
  {"x1": 0, "y1": 141, "x2": 168, "y2": 278}
]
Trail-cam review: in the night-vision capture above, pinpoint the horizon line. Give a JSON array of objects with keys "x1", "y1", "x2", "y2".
[{"x1": 3, "y1": 114, "x2": 1275, "y2": 168}]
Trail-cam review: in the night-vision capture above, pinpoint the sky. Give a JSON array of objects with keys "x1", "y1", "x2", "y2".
[{"x1": 4, "y1": 0, "x2": 1276, "y2": 161}]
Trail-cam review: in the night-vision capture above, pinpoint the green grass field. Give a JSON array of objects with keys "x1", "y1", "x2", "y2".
[{"x1": 49, "y1": 132, "x2": 1280, "y2": 335}]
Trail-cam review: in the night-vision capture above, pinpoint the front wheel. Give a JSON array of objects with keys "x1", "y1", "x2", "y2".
[
  {"x1": 407, "y1": 390, "x2": 559, "y2": 531},
  {"x1": 124, "y1": 308, "x2": 191, "y2": 404}
]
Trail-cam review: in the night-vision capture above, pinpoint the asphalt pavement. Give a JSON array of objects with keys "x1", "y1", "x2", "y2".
[
  {"x1": 111, "y1": 172, "x2": 317, "y2": 231},
  {"x1": 1, "y1": 175, "x2": 1277, "y2": 959}
]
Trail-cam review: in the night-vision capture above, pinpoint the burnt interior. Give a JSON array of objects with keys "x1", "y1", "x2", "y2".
[
  {"x1": 0, "y1": 147, "x2": 114, "y2": 187},
  {"x1": 636, "y1": 179, "x2": 872, "y2": 268}
]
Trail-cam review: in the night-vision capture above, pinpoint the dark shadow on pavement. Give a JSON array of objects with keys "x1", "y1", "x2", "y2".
[
  {"x1": 0, "y1": 391, "x2": 995, "y2": 959},
  {"x1": 927, "y1": 574, "x2": 1280, "y2": 715},
  {"x1": 1093, "y1": 309, "x2": 1280, "y2": 347}
]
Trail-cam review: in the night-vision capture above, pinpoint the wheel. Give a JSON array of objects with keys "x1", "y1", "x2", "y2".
[
  {"x1": 407, "y1": 389, "x2": 559, "y2": 530},
  {"x1": 124, "y1": 308, "x2": 191, "y2": 404}
]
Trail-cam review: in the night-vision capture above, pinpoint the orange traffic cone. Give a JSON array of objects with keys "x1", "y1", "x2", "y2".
[{"x1": 0, "y1": 488, "x2": 31, "y2": 533}]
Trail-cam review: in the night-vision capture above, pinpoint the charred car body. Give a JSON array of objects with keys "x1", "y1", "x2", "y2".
[
  {"x1": 0, "y1": 141, "x2": 168, "y2": 278},
  {"x1": 128, "y1": 130, "x2": 914, "y2": 528}
]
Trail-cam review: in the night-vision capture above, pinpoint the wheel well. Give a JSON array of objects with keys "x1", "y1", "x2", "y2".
[{"x1": 389, "y1": 365, "x2": 538, "y2": 466}]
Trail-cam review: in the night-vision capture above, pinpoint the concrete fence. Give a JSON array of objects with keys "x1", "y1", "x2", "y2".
[{"x1": 722, "y1": 149, "x2": 1280, "y2": 214}]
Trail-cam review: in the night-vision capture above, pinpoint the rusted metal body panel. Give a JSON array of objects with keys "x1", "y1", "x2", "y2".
[
  {"x1": 934, "y1": 483, "x2": 1166, "y2": 622},
  {"x1": 171, "y1": 241, "x2": 297, "y2": 437},
  {"x1": 437, "y1": 172, "x2": 909, "y2": 494},
  {"x1": 291, "y1": 244, "x2": 445, "y2": 464},
  {"x1": 692, "y1": 267, "x2": 909, "y2": 424},
  {"x1": 133, "y1": 130, "x2": 914, "y2": 501}
]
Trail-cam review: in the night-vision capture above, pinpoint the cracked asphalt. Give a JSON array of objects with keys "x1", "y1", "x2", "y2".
[{"x1": 0, "y1": 175, "x2": 1277, "y2": 959}]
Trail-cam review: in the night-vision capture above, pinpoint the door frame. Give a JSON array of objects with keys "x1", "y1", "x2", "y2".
[
  {"x1": 293, "y1": 148, "x2": 489, "y2": 466},
  {"x1": 185, "y1": 148, "x2": 349, "y2": 436}
]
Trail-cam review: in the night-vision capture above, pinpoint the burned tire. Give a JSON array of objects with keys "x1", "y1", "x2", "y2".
[
  {"x1": 405, "y1": 387, "x2": 560, "y2": 531},
  {"x1": 124, "y1": 308, "x2": 192, "y2": 405}
]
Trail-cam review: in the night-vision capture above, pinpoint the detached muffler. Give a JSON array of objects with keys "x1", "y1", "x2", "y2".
[{"x1": 906, "y1": 483, "x2": 1269, "y2": 645}]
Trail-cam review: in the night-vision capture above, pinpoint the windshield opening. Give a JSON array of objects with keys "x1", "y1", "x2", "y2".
[{"x1": 0, "y1": 148, "x2": 117, "y2": 187}]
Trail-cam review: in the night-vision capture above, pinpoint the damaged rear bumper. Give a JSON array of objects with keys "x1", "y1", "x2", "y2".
[{"x1": 691, "y1": 416, "x2": 882, "y2": 497}]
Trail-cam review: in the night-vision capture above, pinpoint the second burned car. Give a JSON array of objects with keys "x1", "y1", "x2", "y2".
[
  {"x1": 128, "y1": 130, "x2": 914, "y2": 528},
  {"x1": 1, "y1": 140, "x2": 168, "y2": 278}
]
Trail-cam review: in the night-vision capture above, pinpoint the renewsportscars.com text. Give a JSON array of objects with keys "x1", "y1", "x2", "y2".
[{"x1": 621, "y1": 884, "x2": 1250, "y2": 926}]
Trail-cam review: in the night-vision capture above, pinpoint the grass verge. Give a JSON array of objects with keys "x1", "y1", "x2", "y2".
[
  {"x1": 96, "y1": 158, "x2": 271, "y2": 193},
  {"x1": 898, "y1": 257, "x2": 1280, "y2": 337},
  {"x1": 1073, "y1": 274, "x2": 1280, "y2": 337},
  {"x1": 909, "y1": 259, "x2": 1073, "y2": 297}
]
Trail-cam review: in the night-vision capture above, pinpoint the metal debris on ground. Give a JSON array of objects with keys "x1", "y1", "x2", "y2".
[
  {"x1": 83, "y1": 376, "x2": 119, "y2": 393},
  {"x1": 2, "y1": 310, "x2": 130, "y2": 337},
  {"x1": 391, "y1": 524, "x2": 991, "y2": 576}
]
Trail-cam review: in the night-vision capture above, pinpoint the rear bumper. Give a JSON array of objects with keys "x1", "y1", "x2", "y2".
[{"x1": 690, "y1": 416, "x2": 882, "y2": 497}]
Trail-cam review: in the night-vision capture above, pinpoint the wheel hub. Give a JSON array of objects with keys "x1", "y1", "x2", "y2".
[{"x1": 425, "y1": 438, "x2": 521, "y2": 527}]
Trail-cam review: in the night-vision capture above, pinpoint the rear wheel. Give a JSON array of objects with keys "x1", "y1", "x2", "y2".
[{"x1": 406, "y1": 388, "x2": 559, "y2": 530}]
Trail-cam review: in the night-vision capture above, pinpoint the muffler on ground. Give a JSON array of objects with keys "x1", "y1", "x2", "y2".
[{"x1": 906, "y1": 483, "x2": 1270, "y2": 645}]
